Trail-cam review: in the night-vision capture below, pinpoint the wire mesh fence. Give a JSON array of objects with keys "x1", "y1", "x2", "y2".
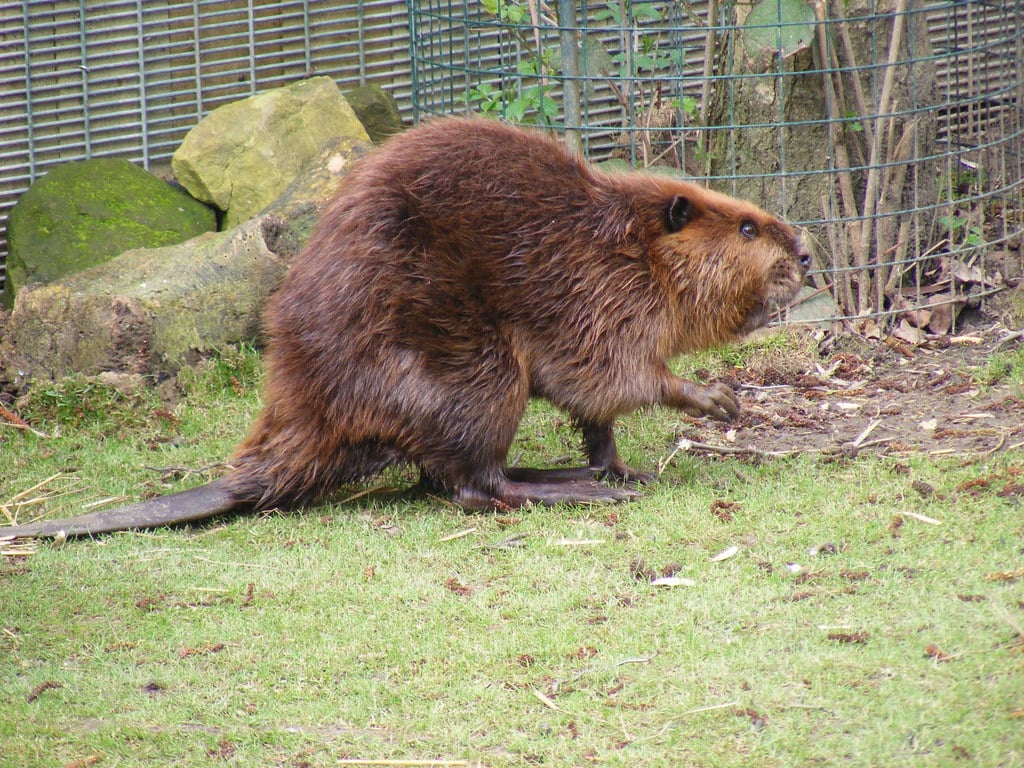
[
  {"x1": 409, "y1": 0, "x2": 1024, "y2": 332},
  {"x1": 2, "y1": 1, "x2": 1021, "y2": 335},
  {"x1": 0, "y1": 0, "x2": 415, "y2": 295}
]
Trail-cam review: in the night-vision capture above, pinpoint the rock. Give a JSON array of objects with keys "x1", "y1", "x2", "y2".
[
  {"x1": 2, "y1": 220, "x2": 285, "y2": 386},
  {"x1": 781, "y1": 285, "x2": 843, "y2": 327},
  {"x1": 344, "y1": 84, "x2": 404, "y2": 143},
  {"x1": 258, "y1": 135, "x2": 373, "y2": 260},
  {"x1": 0, "y1": 135, "x2": 369, "y2": 388},
  {"x1": 1, "y1": 158, "x2": 216, "y2": 308},
  {"x1": 171, "y1": 76, "x2": 369, "y2": 229}
]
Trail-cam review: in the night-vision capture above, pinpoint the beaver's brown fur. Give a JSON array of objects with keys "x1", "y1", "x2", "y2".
[
  {"x1": 222, "y1": 116, "x2": 809, "y2": 510},
  {"x1": 0, "y1": 117, "x2": 809, "y2": 537}
]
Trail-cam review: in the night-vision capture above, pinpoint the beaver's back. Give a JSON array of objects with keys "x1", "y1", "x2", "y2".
[{"x1": 225, "y1": 117, "x2": 807, "y2": 508}]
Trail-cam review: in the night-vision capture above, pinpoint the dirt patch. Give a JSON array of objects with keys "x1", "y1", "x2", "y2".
[{"x1": 683, "y1": 311, "x2": 1024, "y2": 460}]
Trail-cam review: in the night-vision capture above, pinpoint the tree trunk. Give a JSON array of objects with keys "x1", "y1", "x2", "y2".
[{"x1": 707, "y1": 0, "x2": 940, "y2": 318}]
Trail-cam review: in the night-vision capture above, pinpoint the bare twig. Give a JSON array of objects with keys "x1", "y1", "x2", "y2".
[
  {"x1": 675, "y1": 438, "x2": 801, "y2": 458},
  {"x1": 532, "y1": 688, "x2": 561, "y2": 711},
  {"x1": 5, "y1": 473, "x2": 66, "y2": 506},
  {"x1": 439, "y1": 527, "x2": 477, "y2": 543},
  {"x1": 851, "y1": 419, "x2": 882, "y2": 447},
  {"x1": 0, "y1": 403, "x2": 49, "y2": 438},
  {"x1": 857, "y1": 0, "x2": 908, "y2": 281}
]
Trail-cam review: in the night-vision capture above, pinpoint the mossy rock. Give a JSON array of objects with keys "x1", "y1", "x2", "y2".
[
  {"x1": 345, "y1": 84, "x2": 404, "y2": 143},
  {"x1": 2, "y1": 158, "x2": 216, "y2": 308},
  {"x1": 0, "y1": 135, "x2": 370, "y2": 389},
  {"x1": 171, "y1": 76, "x2": 370, "y2": 229}
]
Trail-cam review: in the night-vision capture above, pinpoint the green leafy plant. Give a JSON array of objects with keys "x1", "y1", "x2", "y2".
[
  {"x1": 481, "y1": 0, "x2": 529, "y2": 23},
  {"x1": 473, "y1": 0, "x2": 696, "y2": 166},
  {"x1": 937, "y1": 213, "x2": 984, "y2": 250}
]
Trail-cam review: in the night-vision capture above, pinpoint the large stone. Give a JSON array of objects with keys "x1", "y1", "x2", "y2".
[
  {"x1": 2, "y1": 220, "x2": 286, "y2": 385},
  {"x1": 258, "y1": 135, "x2": 373, "y2": 260},
  {"x1": 344, "y1": 85, "x2": 404, "y2": 143},
  {"x1": 172, "y1": 76, "x2": 369, "y2": 229},
  {"x1": 0, "y1": 135, "x2": 371, "y2": 389},
  {"x1": 2, "y1": 158, "x2": 216, "y2": 308}
]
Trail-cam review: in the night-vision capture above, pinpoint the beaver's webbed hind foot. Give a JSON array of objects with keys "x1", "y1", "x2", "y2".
[{"x1": 454, "y1": 473, "x2": 641, "y2": 510}]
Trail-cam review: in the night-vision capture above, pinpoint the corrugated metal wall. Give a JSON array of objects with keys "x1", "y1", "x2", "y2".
[{"x1": 0, "y1": 0, "x2": 415, "y2": 291}]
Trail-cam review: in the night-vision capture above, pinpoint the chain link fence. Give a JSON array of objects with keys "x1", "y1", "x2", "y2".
[{"x1": 409, "y1": 0, "x2": 1024, "y2": 332}]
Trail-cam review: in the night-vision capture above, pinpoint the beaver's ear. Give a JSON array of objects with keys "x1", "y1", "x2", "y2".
[{"x1": 665, "y1": 195, "x2": 692, "y2": 232}]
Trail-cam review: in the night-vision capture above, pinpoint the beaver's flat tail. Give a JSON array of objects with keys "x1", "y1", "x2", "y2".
[{"x1": 0, "y1": 479, "x2": 243, "y2": 539}]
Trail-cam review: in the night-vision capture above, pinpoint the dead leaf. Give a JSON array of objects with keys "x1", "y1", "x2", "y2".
[
  {"x1": 532, "y1": 688, "x2": 561, "y2": 711},
  {"x1": 998, "y1": 483, "x2": 1024, "y2": 498},
  {"x1": 710, "y1": 499, "x2": 739, "y2": 521},
  {"x1": 208, "y1": 739, "x2": 236, "y2": 759},
  {"x1": 711, "y1": 545, "x2": 739, "y2": 562},
  {"x1": 444, "y1": 577, "x2": 473, "y2": 597},
  {"x1": 858, "y1": 318, "x2": 882, "y2": 340},
  {"x1": 924, "y1": 643, "x2": 956, "y2": 662},
  {"x1": 927, "y1": 302, "x2": 954, "y2": 335},
  {"x1": 949, "y1": 258, "x2": 985, "y2": 284},
  {"x1": 911, "y1": 480, "x2": 935, "y2": 497},
  {"x1": 180, "y1": 643, "x2": 225, "y2": 658},
  {"x1": 733, "y1": 707, "x2": 769, "y2": 730},
  {"x1": 828, "y1": 630, "x2": 870, "y2": 644},
  {"x1": 900, "y1": 304, "x2": 932, "y2": 329},
  {"x1": 27, "y1": 680, "x2": 62, "y2": 703},
  {"x1": 629, "y1": 558, "x2": 656, "y2": 581},
  {"x1": 904, "y1": 511, "x2": 942, "y2": 525},
  {"x1": 651, "y1": 576, "x2": 696, "y2": 588},
  {"x1": 892, "y1": 320, "x2": 926, "y2": 345}
]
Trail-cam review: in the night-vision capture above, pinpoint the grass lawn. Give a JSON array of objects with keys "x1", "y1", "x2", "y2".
[{"x1": 2, "y1": 341, "x2": 1022, "y2": 767}]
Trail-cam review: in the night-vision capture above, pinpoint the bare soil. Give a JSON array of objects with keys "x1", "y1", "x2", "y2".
[{"x1": 685, "y1": 304, "x2": 1024, "y2": 461}]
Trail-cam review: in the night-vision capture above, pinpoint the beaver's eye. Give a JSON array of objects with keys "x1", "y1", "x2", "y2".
[{"x1": 739, "y1": 221, "x2": 758, "y2": 239}]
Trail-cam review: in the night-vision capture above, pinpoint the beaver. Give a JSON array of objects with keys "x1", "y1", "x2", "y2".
[{"x1": 0, "y1": 117, "x2": 809, "y2": 538}]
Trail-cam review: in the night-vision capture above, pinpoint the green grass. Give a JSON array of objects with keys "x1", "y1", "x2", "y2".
[
  {"x1": 974, "y1": 344, "x2": 1024, "y2": 388},
  {"x1": 2, "y1": 343, "x2": 1022, "y2": 767}
]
